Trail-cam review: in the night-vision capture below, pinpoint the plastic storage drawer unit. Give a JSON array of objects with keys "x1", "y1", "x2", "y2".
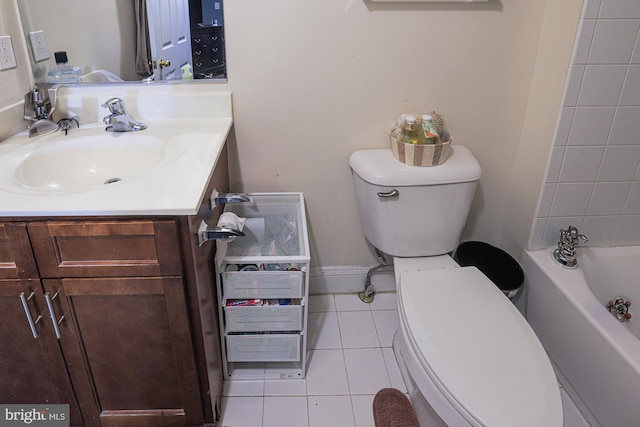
[{"x1": 215, "y1": 193, "x2": 310, "y2": 380}]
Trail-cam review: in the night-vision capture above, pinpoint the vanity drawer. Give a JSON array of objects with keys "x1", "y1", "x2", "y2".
[
  {"x1": 222, "y1": 270, "x2": 303, "y2": 299},
  {"x1": 226, "y1": 334, "x2": 301, "y2": 362},
  {"x1": 28, "y1": 220, "x2": 182, "y2": 278}
]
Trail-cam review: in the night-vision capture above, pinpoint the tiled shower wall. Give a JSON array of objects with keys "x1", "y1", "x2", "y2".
[{"x1": 529, "y1": 0, "x2": 640, "y2": 249}]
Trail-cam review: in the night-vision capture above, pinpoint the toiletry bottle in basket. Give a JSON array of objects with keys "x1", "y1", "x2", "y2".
[
  {"x1": 402, "y1": 115, "x2": 420, "y2": 144},
  {"x1": 421, "y1": 114, "x2": 438, "y2": 144}
]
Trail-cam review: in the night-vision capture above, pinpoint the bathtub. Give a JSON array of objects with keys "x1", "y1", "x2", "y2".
[{"x1": 525, "y1": 246, "x2": 640, "y2": 427}]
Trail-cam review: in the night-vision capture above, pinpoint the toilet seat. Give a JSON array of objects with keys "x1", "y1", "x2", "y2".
[{"x1": 398, "y1": 266, "x2": 563, "y2": 427}]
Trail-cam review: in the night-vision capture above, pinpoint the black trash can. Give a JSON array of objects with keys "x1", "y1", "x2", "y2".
[{"x1": 453, "y1": 241, "x2": 524, "y2": 300}]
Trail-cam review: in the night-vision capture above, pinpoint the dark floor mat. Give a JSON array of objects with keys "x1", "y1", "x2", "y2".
[{"x1": 373, "y1": 388, "x2": 420, "y2": 427}]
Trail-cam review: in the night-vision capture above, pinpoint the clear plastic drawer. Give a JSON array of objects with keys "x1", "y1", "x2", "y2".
[
  {"x1": 226, "y1": 334, "x2": 301, "y2": 362},
  {"x1": 221, "y1": 193, "x2": 310, "y2": 261},
  {"x1": 222, "y1": 270, "x2": 303, "y2": 299},
  {"x1": 224, "y1": 304, "x2": 303, "y2": 332}
]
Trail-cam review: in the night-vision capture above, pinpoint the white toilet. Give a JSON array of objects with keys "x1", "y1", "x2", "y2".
[{"x1": 349, "y1": 147, "x2": 563, "y2": 427}]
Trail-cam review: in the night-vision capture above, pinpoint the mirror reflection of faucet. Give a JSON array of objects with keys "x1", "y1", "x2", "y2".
[
  {"x1": 24, "y1": 88, "x2": 58, "y2": 138},
  {"x1": 101, "y1": 97, "x2": 147, "y2": 132},
  {"x1": 56, "y1": 117, "x2": 79, "y2": 135}
]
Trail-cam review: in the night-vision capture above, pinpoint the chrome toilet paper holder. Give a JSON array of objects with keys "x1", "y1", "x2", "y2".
[
  {"x1": 197, "y1": 221, "x2": 245, "y2": 246},
  {"x1": 198, "y1": 189, "x2": 252, "y2": 246}
]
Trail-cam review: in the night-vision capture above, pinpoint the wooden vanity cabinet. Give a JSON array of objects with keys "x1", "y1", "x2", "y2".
[
  {"x1": 0, "y1": 146, "x2": 229, "y2": 427},
  {"x1": 0, "y1": 223, "x2": 83, "y2": 426},
  {"x1": 27, "y1": 220, "x2": 201, "y2": 427}
]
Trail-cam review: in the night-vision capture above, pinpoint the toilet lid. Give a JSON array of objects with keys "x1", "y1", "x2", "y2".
[{"x1": 399, "y1": 267, "x2": 562, "y2": 427}]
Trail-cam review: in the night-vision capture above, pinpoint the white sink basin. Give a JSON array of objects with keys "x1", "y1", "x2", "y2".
[
  {"x1": 0, "y1": 117, "x2": 232, "y2": 216},
  {"x1": 0, "y1": 88, "x2": 232, "y2": 216},
  {"x1": 15, "y1": 131, "x2": 170, "y2": 191}
]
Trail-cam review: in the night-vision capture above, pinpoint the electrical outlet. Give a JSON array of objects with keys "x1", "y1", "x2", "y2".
[
  {"x1": 0, "y1": 36, "x2": 17, "y2": 71},
  {"x1": 29, "y1": 30, "x2": 50, "y2": 62}
]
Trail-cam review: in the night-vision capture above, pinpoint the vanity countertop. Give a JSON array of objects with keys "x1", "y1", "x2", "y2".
[{"x1": 0, "y1": 85, "x2": 233, "y2": 217}]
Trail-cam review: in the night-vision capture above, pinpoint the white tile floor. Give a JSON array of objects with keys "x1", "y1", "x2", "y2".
[
  {"x1": 217, "y1": 292, "x2": 591, "y2": 427},
  {"x1": 217, "y1": 292, "x2": 403, "y2": 427}
]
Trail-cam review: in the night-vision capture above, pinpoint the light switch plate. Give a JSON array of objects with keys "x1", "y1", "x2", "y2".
[
  {"x1": 29, "y1": 30, "x2": 50, "y2": 62},
  {"x1": 0, "y1": 36, "x2": 17, "y2": 70}
]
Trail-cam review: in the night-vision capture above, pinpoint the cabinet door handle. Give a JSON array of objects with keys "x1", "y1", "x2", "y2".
[
  {"x1": 45, "y1": 292, "x2": 63, "y2": 340},
  {"x1": 19, "y1": 291, "x2": 42, "y2": 339}
]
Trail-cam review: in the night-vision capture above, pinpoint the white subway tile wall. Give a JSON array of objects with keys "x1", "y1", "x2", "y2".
[{"x1": 531, "y1": 0, "x2": 640, "y2": 248}]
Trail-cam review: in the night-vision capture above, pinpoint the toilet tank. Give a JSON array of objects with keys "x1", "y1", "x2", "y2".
[{"x1": 349, "y1": 146, "x2": 481, "y2": 257}]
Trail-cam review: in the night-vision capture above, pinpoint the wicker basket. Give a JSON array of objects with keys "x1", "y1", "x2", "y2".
[{"x1": 390, "y1": 128, "x2": 452, "y2": 166}]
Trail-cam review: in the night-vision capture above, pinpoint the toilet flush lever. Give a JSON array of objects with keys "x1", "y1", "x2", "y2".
[{"x1": 377, "y1": 189, "x2": 399, "y2": 198}]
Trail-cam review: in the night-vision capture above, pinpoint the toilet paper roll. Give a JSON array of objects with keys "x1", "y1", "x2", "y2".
[
  {"x1": 215, "y1": 212, "x2": 246, "y2": 269},
  {"x1": 243, "y1": 217, "x2": 266, "y2": 243}
]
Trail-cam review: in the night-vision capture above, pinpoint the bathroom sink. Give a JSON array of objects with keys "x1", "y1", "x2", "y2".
[
  {"x1": 0, "y1": 120, "x2": 226, "y2": 204},
  {"x1": 0, "y1": 89, "x2": 233, "y2": 216},
  {"x1": 14, "y1": 131, "x2": 170, "y2": 191}
]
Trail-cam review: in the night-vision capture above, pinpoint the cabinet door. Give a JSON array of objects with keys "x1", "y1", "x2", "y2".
[
  {"x1": 44, "y1": 277, "x2": 203, "y2": 427},
  {"x1": 0, "y1": 280, "x2": 83, "y2": 427}
]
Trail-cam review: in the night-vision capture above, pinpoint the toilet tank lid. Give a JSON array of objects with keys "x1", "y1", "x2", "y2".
[{"x1": 349, "y1": 146, "x2": 481, "y2": 186}]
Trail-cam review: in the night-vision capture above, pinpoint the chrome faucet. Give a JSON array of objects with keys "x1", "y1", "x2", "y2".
[
  {"x1": 552, "y1": 226, "x2": 588, "y2": 269},
  {"x1": 24, "y1": 88, "x2": 59, "y2": 137},
  {"x1": 101, "y1": 97, "x2": 147, "y2": 132}
]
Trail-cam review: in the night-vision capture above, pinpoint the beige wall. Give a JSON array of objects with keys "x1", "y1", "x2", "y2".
[
  {"x1": 0, "y1": 0, "x2": 32, "y2": 141},
  {"x1": 0, "y1": 0, "x2": 584, "y2": 270},
  {"x1": 502, "y1": 0, "x2": 584, "y2": 258},
  {"x1": 220, "y1": 0, "x2": 582, "y2": 267}
]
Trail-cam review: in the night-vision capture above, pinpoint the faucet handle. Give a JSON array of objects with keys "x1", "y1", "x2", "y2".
[
  {"x1": 101, "y1": 97, "x2": 128, "y2": 115},
  {"x1": 28, "y1": 88, "x2": 46, "y2": 104},
  {"x1": 560, "y1": 226, "x2": 588, "y2": 245}
]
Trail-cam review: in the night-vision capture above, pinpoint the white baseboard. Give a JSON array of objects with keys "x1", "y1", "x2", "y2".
[{"x1": 309, "y1": 266, "x2": 396, "y2": 295}]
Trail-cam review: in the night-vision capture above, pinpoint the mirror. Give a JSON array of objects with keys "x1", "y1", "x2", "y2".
[{"x1": 16, "y1": 0, "x2": 226, "y2": 84}]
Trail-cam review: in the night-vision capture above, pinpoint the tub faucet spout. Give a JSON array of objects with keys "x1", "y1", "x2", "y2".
[{"x1": 553, "y1": 226, "x2": 588, "y2": 269}]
